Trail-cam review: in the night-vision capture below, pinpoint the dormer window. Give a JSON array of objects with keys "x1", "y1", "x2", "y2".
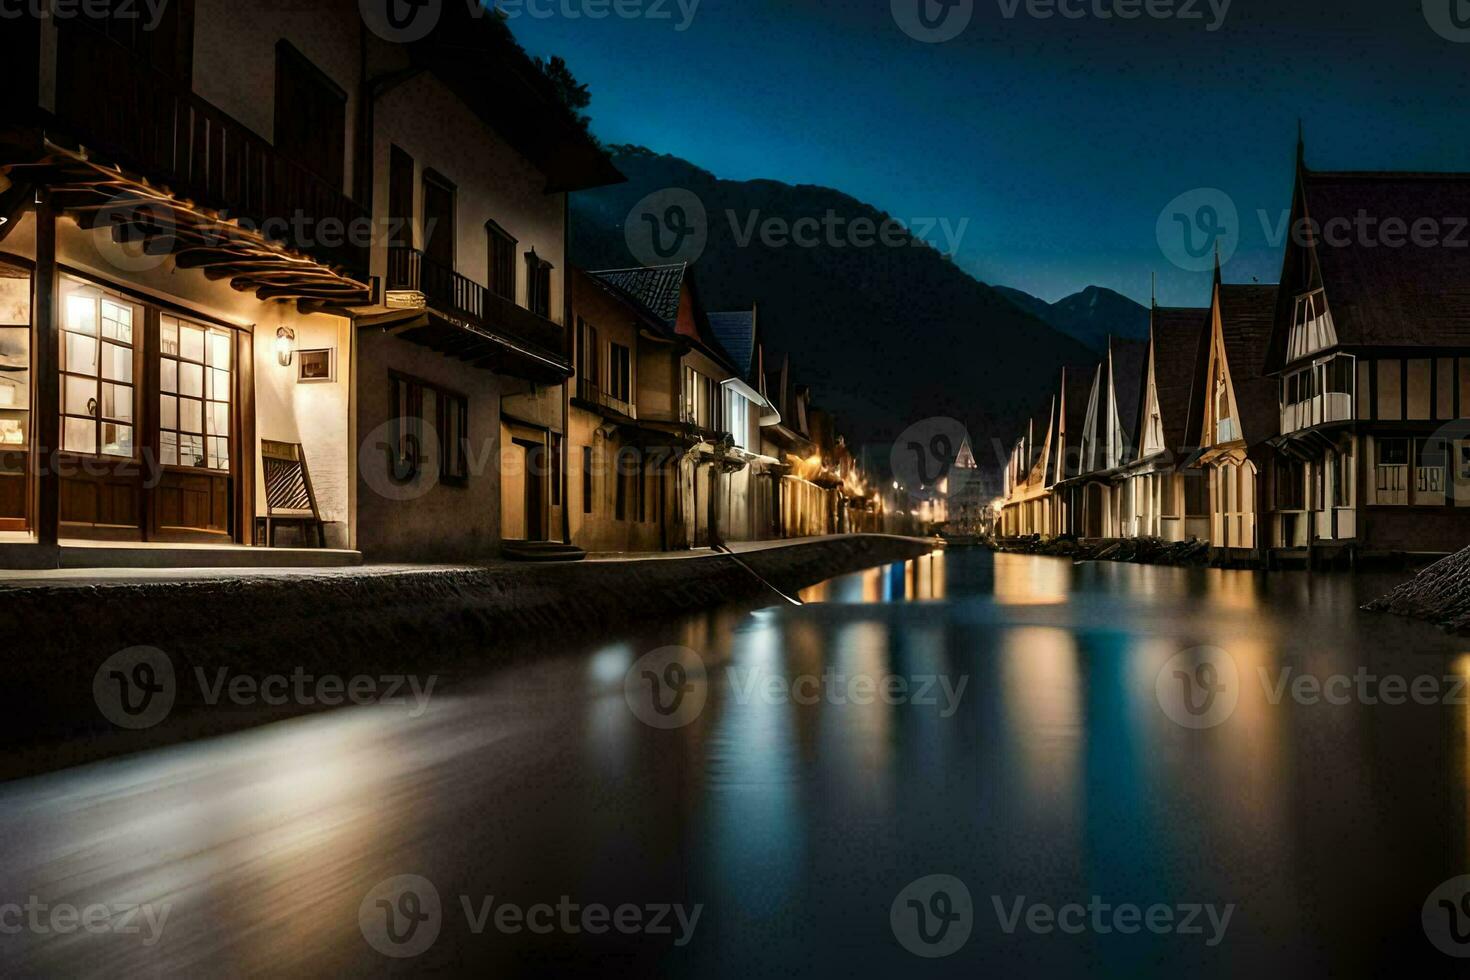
[{"x1": 1288, "y1": 289, "x2": 1336, "y2": 362}]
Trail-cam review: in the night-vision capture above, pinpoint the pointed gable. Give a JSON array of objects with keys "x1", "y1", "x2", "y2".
[
  {"x1": 1107, "y1": 336, "x2": 1148, "y2": 467},
  {"x1": 1203, "y1": 282, "x2": 1279, "y2": 447},
  {"x1": 1141, "y1": 307, "x2": 1210, "y2": 461}
]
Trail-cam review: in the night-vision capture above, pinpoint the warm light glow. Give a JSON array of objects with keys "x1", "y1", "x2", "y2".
[{"x1": 275, "y1": 326, "x2": 295, "y2": 367}]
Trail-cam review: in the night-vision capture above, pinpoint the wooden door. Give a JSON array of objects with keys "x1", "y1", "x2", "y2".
[{"x1": 150, "y1": 314, "x2": 234, "y2": 541}]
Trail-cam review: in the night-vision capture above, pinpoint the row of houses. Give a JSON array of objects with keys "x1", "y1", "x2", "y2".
[
  {"x1": 0, "y1": 2, "x2": 885, "y2": 569},
  {"x1": 999, "y1": 139, "x2": 1470, "y2": 565}
]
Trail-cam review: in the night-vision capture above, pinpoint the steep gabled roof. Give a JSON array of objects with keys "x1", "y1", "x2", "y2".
[
  {"x1": 1056, "y1": 362, "x2": 1098, "y2": 481},
  {"x1": 1292, "y1": 171, "x2": 1470, "y2": 355},
  {"x1": 1109, "y1": 336, "x2": 1148, "y2": 450},
  {"x1": 708, "y1": 309, "x2": 756, "y2": 379},
  {"x1": 1219, "y1": 283, "x2": 1280, "y2": 445},
  {"x1": 590, "y1": 264, "x2": 688, "y2": 328},
  {"x1": 1148, "y1": 307, "x2": 1210, "y2": 459}
]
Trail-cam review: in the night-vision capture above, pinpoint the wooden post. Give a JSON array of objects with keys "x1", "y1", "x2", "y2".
[{"x1": 33, "y1": 191, "x2": 59, "y2": 549}]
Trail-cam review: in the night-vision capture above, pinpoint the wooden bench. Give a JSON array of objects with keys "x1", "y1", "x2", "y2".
[{"x1": 260, "y1": 440, "x2": 326, "y2": 547}]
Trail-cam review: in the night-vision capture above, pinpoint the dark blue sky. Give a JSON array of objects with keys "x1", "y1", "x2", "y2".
[{"x1": 507, "y1": 0, "x2": 1470, "y2": 306}]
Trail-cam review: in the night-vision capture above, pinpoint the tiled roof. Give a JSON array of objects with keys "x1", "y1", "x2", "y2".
[
  {"x1": 1303, "y1": 172, "x2": 1470, "y2": 350},
  {"x1": 588, "y1": 264, "x2": 688, "y2": 329},
  {"x1": 708, "y1": 310, "x2": 755, "y2": 379},
  {"x1": 1219, "y1": 284, "x2": 1280, "y2": 445},
  {"x1": 1148, "y1": 307, "x2": 1210, "y2": 459}
]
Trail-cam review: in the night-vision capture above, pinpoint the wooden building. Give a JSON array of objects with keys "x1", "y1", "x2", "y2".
[
  {"x1": 1117, "y1": 306, "x2": 1211, "y2": 541},
  {"x1": 1264, "y1": 151, "x2": 1470, "y2": 560}
]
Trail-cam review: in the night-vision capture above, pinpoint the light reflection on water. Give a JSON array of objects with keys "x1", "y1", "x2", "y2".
[{"x1": 2, "y1": 549, "x2": 1469, "y2": 977}]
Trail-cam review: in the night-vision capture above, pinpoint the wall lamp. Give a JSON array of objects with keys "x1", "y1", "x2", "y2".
[{"x1": 275, "y1": 326, "x2": 296, "y2": 368}]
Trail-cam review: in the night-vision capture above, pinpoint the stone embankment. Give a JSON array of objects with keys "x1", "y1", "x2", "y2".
[
  {"x1": 994, "y1": 535, "x2": 1210, "y2": 566},
  {"x1": 1364, "y1": 545, "x2": 1470, "y2": 633}
]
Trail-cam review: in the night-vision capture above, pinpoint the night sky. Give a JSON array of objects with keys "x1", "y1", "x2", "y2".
[{"x1": 507, "y1": 0, "x2": 1470, "y2": 307}]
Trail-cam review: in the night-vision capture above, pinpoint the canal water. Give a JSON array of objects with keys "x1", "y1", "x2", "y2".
[{"x1": 2, "y1": 549, "x2": 1469, "y2": 977}]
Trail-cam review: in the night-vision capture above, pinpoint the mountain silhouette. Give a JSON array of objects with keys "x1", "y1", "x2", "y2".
[
  {"x1": 994, "y1": 285, "x2": 1151, "y2": 352},
  {"x1": 570, "y1": 147, "x2": 1096, "y2": 469}
]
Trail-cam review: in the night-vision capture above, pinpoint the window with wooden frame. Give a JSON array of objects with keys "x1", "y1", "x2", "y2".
[
  {"x1": 615, "y1": 447, "x2": 630, "y2": 521},
  {"x1": 549, "y1": 433, "x2": 562, "y2": 507},
  {"x1": 608, "y1": 342, "x2": 631, "y2": 402},
  {"x1": 422, "y1": 169, "x2": 456, "y2": 271},
  {"x1": 274, "y1": 41, "x2": 346, "y2": 188},
  {"x1": 388, "y1": 145, "x2": 415, "y2": 249},
  {"x1": 525, "y1": 252, "x2": 553, "y2": 317},
  {"x1": 159, "y1": 314, "x2": 232, "y2": 470},
  {"x1": 487, "y1": 221, "x2": 517, "y2": 301},
  {"x1": 582, "y1": 446, "x2": 593, "y2": 514},
  {"x1": 60, "y1": 281, "x2": 139, "y2": 459},
  {"x1": 436, "y1": 389, "x2": 469, "y2": 485},
  {"x1": 577, "y1": 318, "x2": 599, "y2": 385}
]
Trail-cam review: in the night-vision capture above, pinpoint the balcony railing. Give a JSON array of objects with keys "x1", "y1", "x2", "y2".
[
  {"x1": 50, "y1": 23, "x2": 369, "y2": 275},
  {"x1": 576, "y1": 378, "x2": 637, "y2": 419},
  {"x1": 1281, "y1": 393, "x2": 1355, "y2": 434},
  {"x1": 387, "y1": 246, "x2": 566, "y2": 359}
]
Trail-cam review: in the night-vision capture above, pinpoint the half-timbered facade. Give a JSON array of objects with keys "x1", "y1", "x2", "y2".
[{"x1": 1264, "y1": 152, "x2": 1470, "y2": 559}]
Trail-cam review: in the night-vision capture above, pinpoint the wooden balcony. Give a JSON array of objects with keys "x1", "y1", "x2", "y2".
[
  {"x1": 386, "y1": 247, "x2": 568, "y2": 377},
  {"x1": 47, "y1": 23, "x2": 369, "y2": 277},
  {"x1": 575, "y1": 378, "x2": 636, "y2": 420}
]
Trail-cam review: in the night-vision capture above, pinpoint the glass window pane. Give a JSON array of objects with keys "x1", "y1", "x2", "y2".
[
  {"x1": 64, "y1": 416, "x2": 96, "y2": 454},
  {"x1": 64, "y1": 375, "x2": 96, "y2": 416},
  {"x1": 102, "y1": 383, "x2": 132, "y2": 422},
  {"x1": 64, "y1": 333, "x2": 98, "y2": 377},
  {"x1": 101, "y1": 300, "x2": 133, "y2": 343},
  {"x1": 161, "y1": 358, "x2": 178, "y2": 394},
  {"x1": 208, "y1": 437, "x2": 229, "y2": 471},
  {"x1": 101, "y1": 423, "x2": 132, "y2": 458},
  {"x1": 160, "y1": 394, "x2": 177, "y2": 430},
  {"x1": 209, "y1": 369, "x2": 230, "y2": 402},
  {"x1": 180, "y1": 398, "x2": 203, "y2": 434},
  {"x1": 208, "y1": 330, "x2": 231, "y2": 369},
  {"x1": 102, "y1": 342, "x2": 132, "y2": 383},
  {"x1": 208, "y1": 401, "x2": 229, "y2": 436},
  {"x1": 180, "y1": 325, "x2": 205, "y2": 362},
  {"x1": 160, "y1": 430, "x2": 178, "y2": 466},
  {"x1": 65, "y1": 294, "x2": 97, "y2": 335},
  {"x1": 179, "y1": 362, "x2": 203, "y2": 397},
  {"x1": 160, "y1": 317, "x2": 179, "y2": 356},
  {"x1": 180, "y1": 433, "x2": 204, "y2": 467}
]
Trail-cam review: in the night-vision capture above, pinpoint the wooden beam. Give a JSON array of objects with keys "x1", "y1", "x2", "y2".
[
  {"x1": 33, "y1": 191, "x2": 58, "y2": 549},
  {"x1": 0, "y1": 181, "x2": 33, "y2": 243}
]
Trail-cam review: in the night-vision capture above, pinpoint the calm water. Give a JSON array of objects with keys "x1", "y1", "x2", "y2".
[{"x1": 3, "y1": 550, "x2": 1470, "y2": 977}]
